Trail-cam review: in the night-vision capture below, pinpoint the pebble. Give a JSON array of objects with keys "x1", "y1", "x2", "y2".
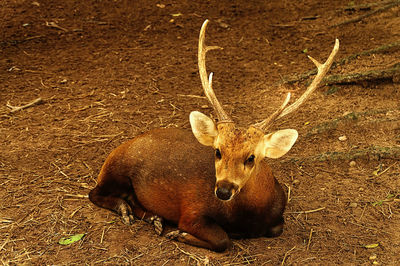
[
  {"x1": 339, "y1": 135, "x2": 347, "y2": 141},
  {"x1": 292, "y1": 179, "x2": 300, "y2": 185},
  {"x1": 369, "y1": 254, "x2": 377, "y2": 260},
  {"x1": 349, "y1": 202, "x2": 357, "y2": 208},
  {"x1": 349, "y1": 161, "x2": 356, "y2": 167}
]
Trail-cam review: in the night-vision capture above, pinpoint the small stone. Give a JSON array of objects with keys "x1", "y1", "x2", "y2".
[
  {"x1": 372, "y1": 261, "x2": 379, "y2": 265},
  {"x1": 349, "y1": 161, "x2": 356, "y2": 167},
  {"x1": 292, "y1": 179, "x2": 300, "y2": 185},
  {"x1": 369, "y1": 254, "x2": 377, "y2": 260},
  {"x1": 339, "y1": 135, "x2": 347, "y2": 141},
  {"x1": 349, "y1": 202, "x2": 357, "y2": 208},
  {"x1": 60, "y1": 79, "x2": 67, "y2": 84},
  {"x1": 343, "y1": 111, "x2": 351, "y2": 116}
]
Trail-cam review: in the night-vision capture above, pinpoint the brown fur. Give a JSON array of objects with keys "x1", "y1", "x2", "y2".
[{"x1": 89, "y1": 127, "x2": 286, "y2": 252}]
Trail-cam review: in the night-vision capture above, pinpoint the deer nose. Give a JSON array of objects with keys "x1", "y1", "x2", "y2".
[
  {"x1": 215, "y1": 187, "x2": 232, "y2": 201},
  {"x1": 215, "y1": 180, "x2": 238, "y2": 201}
]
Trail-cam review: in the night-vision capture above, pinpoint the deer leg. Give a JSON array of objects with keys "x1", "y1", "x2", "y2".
[
  {"x1": 125, "y1": 194, "x2": 164, "y2": 235},
  {"x1": 166, "y1": 214, "x2": 231, "y2": 252},
  {"x1": 89, "y1": 186, "x2": 135, "y2": 225},
  {"x1": 265, "y1": 216, "x2": 284, "y2": 237}
]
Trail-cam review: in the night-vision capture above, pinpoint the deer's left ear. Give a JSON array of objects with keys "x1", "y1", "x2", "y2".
[{"x1": 262, "y1": 129, "x2": 298, "y2": 159}]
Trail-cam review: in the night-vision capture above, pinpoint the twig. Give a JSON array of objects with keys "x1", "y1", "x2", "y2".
[
  {"x1": 281, "y1": 246, "x2": 296, "y2": 265},
  {"x1": 100, "y1": 227, "x2": 106, "y2": 244},
  {"x1": 69, "y1": 206, "x2": 83, "y2": 218},
  {"x1": 323, "y1": 63, "x2": 400, "y2": 85},
  {"x1": 288, "y1": 207, "x2": 326, "y2": 214},
  {"x1": 46, "y1": 21, "x2": 69, "y2": 32},
  {"x1": 173, "y1": 243, "x2": 208, "y2": 265},
  {"x1": 295, "y1": 163, "x2": 314, "y2": 178},
  {"x1": 64, "y1": 194, "x2": 88, "y2": 198},
  {"x1": 315, "y1": 167, "x2": 347, "y2": 177},
  {"x1": 0, "y1": 233, "x2": 12, "y2": 251},
  {"x1": 177, "y1": 94, "x2": 206, "y2": 99},
  {"x1": 0, "y1": 218, "x2": 13, "y2": 223},
  {"x1": 331, "y1": 0, "x2": 400, "y2": 27},
  {"x1": 377, "y1": 162, "x2": 398, "y2": 177},
  {"x1": 6, "y1": 97, "x2": 43, "y2": 113},
  {"x1": 306, "y1": 228, "x2": 314, "y2": 251},
  {"x1": 285, "y1": 183, "x2": 292, "y2": 203}
]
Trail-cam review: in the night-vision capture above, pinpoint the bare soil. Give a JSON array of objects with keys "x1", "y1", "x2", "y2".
[{"x1": 1, "y1": 0, "x2": 399, "y2": 265}]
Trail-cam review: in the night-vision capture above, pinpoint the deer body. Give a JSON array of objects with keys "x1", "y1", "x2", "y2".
[
  {"x1": 90, "y1": 127, "x2": 286, "y2": 251},
  {"x1": 89, "y1": 20, "x2": 339, "y2": 252}
]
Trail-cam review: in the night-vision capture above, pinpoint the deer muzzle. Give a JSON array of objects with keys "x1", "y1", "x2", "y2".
[{"x1": 215, "y1": 180, "x2": 239, "y2": 201}]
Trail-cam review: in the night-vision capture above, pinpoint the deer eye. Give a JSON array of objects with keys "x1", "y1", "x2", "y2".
[
  {"x1": 215, "y1": 149, "x2": 222, "y2": 159},
  {"x1": 245, "y1": 155, "x2": 255, "y2": 166}
]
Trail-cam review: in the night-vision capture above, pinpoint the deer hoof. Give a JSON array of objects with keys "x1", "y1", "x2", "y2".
[
  {"x1": 118, "y1": 202, "x2": 135, "y2": 225},
  {"x1": 149, "y1": 215, "x2": 164, "y2": 235},
  {"x1": 165, "y1": 230, "x2": 187, "y2": 240},
  {"x1": 121, "y1": 213, "x2": 135, "y2": 225}
]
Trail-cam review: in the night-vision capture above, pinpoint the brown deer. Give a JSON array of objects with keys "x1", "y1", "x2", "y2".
[{"x1": 89, "y1": 19, "x2": 339, "y2": 252}]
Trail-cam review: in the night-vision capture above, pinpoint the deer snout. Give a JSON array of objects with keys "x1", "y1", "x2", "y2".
[{"x1": 215, "y1": 180, "x2": 239, "y2": 201}]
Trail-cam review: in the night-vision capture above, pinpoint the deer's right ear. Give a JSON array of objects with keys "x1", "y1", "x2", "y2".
[{"x1": 190, "y1": 111, "x2": 218, "y2": 146}]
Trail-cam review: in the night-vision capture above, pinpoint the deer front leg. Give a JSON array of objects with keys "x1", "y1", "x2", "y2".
[{"x1": 166, "y1": 214, "x2": 231, "y2": 252}]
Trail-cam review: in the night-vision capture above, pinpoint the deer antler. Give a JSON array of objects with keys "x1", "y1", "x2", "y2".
[
  {"x1": 253, "y1": 39, "x2": 340, "y2": 131},
  {"x1": 198, "y1": 19, "x2": 232, "y2": 123}
]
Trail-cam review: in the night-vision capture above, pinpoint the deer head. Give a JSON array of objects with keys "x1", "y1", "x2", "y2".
[{"x1": 190, "y1": 20, "x2": 339, "y2": 201}]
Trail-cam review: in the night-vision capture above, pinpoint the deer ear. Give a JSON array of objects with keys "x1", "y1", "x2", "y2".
[
  {"x1": 190, "y1": 111, "x2": 218, "y2": 146},
  {"x1": 263, "y1": 129, "x2": 298, "y2": 159}
]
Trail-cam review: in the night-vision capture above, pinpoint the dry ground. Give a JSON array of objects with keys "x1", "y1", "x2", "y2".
[{"x1": 1, "y1": 0, "x2": 399, "y2": 265}]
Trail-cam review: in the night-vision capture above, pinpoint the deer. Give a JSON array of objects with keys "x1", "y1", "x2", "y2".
[{"x1": 89, "y1": 19, "x2": 339, "y2": 252}]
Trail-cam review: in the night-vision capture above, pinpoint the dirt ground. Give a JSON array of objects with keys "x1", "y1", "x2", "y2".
[{"x1": 1, "y1": 0, "x2": 400, "y2": 265}]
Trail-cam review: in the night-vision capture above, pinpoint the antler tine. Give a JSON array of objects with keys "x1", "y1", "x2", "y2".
[
  {"x1": 252, "y1": 92, "x2": 291, "y2": 130},
  {"x1": 198, "y1": 19, "x2": 232, "y2": 122},
  {"x1": 253, "y1": 39, "x2": 340, "y2": 131},
  {"x1": 279, "y1": 39, "x2": 340, "y2": 118}
]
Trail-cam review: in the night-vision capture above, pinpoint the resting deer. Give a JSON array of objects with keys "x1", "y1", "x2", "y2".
[{"x1": 89, "y1": 19, "x2": 339, "y2": 252}]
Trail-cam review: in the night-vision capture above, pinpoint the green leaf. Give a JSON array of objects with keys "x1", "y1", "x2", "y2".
[
  {"x1": 372, "y1": 200, "x2": 383, "y2": 206},
  {"x1": 58, "y1": 233, "x2": 85, "y2": 245},
  {"x1": 386, "y1": 193, "x2": 395, "y2": 199},
  {"x1": 363, "y1": 243, "x2": 379, "y2": 249}
]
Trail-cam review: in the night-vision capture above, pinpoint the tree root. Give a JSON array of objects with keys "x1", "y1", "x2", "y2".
[
  {"x1": 280, "y1": 42, "x2": 400, "y2": 85},
  {"x1": 284, "y1": 146, "x2": 400, "y2": 163},
  {"x1": 323, "y1": 62, "x2": 400, "y2": 85},
  {"x1": 305, "y1": 108, "x2": 399, "y2": 137},
  {"x1": 331, "y1": 0, "x2": 400, "y2": 28},
  {"x1": 343, "y1": 0, "x2": 398, "y2": 11}
]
